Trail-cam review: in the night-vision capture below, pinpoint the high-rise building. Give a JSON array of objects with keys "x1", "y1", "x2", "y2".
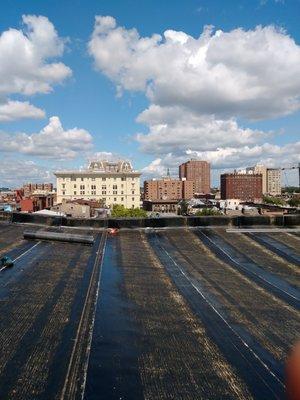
[
  {"x1": 247, "y1": 165, "x2": 267, "y2": 194},
  {"x1": 266, "y1": 168, "x2": 281, "y2": 195},
  {"x1": 54, "y1": 160, "x2": 141, "y2": 208},
  {"x1": 179, "y1": 160, "x2": 210, "y2": 194},
  {"x1": 220, "y1": 173, "x2": 262, "y2": 201},
  {"x1": 246, "y1": 165, "x2": 281, "y2": 195},
  {"x1": 144, "y1": 177, "x2": 194, "y2": 201}
]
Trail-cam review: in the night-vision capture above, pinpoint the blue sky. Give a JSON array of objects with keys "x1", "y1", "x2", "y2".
[{"x1": 0, "y1": 0, "x2": 299, "y2": 186}]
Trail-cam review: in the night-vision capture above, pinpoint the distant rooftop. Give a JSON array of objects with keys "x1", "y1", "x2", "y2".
[
  {"x1": 88, "y1": 160, "x2": 133, "y2": 173},
  {"x1": 54, "y1": 159, "x2": 141, "y2": 175}
]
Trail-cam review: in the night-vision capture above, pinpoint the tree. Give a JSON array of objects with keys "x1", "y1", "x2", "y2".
[
  {"x1": 283, "y1": 186, "x2": 300, "y2": 194},
  {"x1": 263, "y1": 196, "x2": 285, "y2": 206},
  {"x1": 289, "y1": 197, "x2": 300, "y2": 207},
  {"x1": 194, "y1": 208, "x2": 222, "y2": 216},
  {"x1": 111, "y1": 204, "x2": 147, "y2": 218},
  {"x1": 179, "y1": 200, "x2": 188, "y2": 215}
]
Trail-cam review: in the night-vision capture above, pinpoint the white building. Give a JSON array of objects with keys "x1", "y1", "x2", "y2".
[
  {"x1": 54, "y1": 160, "x2": 141, "y2": 208},
  {"x1": 266, "y1": 168, "x2": 281, "y2": 196},
  {"x1": 247, "y1": 165, "x2": 281, "y2": 196}
]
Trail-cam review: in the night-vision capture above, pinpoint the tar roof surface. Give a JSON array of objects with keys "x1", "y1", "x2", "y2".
[{"x1": 0, "y1": 222, "x2": 299, "y2": 399}]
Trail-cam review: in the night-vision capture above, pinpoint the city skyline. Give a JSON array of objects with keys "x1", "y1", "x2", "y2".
[{"x1": 1, "y1": 0, "x2": 300, "y2": 187}]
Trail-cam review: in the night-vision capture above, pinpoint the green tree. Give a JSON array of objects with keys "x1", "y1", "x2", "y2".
[
  {"x1": 262, "y1": 196, "x2": 285, "y2": 206},
  {"x1": 111, "y1": 204, "x2": 147, "y2": 218},
  {"x1": 179, "y1": 200, "x2": 188, "y2": 215},
  {"x1": 194, "y1": 208, "x2": 222, "y2": 216},
  {"x1": 288, "y1": 197, "x2": 300, "y2": 207},
  {"x1": 282, "y1": 186, "x2": 300, "y2": 194}
]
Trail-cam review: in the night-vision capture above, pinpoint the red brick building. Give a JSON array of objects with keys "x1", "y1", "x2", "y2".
[
  {"x1": 20, "y1": 193, "x2": 55, "y2": 212},
  {"x1": 144, "y1": 178, "x2": 194, "y2": 201},
  {"x1": 221, "y1": 173, "x2": 262, "y2": 201},
  {"x1": 179, "y1": 160, "x2": 210, "y2": 194},
  {"x1": 23, "y1": 183, "x2": 53, "y2": 197}
]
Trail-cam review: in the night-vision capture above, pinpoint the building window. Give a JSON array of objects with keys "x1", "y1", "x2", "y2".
[
  {"x1": 80, "y1": 185, "x2": 85, "y2": 190},
  {"x1": 102, "y1": 191, "x2": 106, "y2": 195},
  {"x1": 113, "y1": 184, "x2": 117, "y2": 189},
  {"x1": 74, "y1": 191, "x2": 77, "y2": 195},
  {"x1": 121, "y1": 197, "x2": 124, "y2": 201},
  {"x1": 81, "y1": 178, "x2": 84, "y2": 181},
  {"x1": 121, "y1": 177, "x2": 126, "y2": 181},
  {"x1": 62, "y1": 184, "x2": 65, "y2": 189},
  {"x1": 80, "y1": 191, "x2": 85, "y2": 195},
  {"x1": 74, "y1": 184, "x2": 76, "y2": 188},
  {"x1": 132, "y1": 197, "x2": 135, "y2": 201},
  {"x1": 132, "y1": 191, "x2": 135, "y2": 195},
  {"x1": 113, "y1": 190, "x2": 117, "y2": 195},
  {"x1": 71, "y1": 177, "x2": 76, "y2": 181},
  {"x1": 121, "y1": 191, "x2": 124, "y2": 195},
  {"x1": 102, "y1": 177, "x2": 106, "y2": 181},
  {"x1": 91, "y1": 190, "x2": 96, "y2": 195},
  {"x1": 114, "y1": 197, "x2": 117, "y2": 201},
  {"x1": 62, "y1": 191, "x2": 65, "y2": 195},
  {"x1": 91, "y1": 185, "x2": 96, "y2": 190}
]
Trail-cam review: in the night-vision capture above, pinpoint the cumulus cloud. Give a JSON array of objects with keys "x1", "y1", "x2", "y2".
[
  {"x1": 0, "y1": 15, "x2": 71, "y2": 96},
  {"x1": 136, "y1": 105, "x2": 267, "y2": 154},
  {"x1": 89, "y1": 17, "x2": 300, "y2": 120},
  {"x1": 0, "y1": 100, "x2": 45, "y2": 122},
  {"x1": 0, "y1": 116, "x2": 93, "y2": 159},
  {"x1": 0, "y1": 15, "x2": 71, "y2": 122},
  {"x1": 0, "y1": 159, "x2": 52, "y2": 187},
  {"x1": 142, "y1": 142, "x2": 300, "y2": 180},
  {"x1": 90, "y1": 151, "x2": 123, "y2": 162},
  {"x1": 89, "y1": 17, "x2": 300, "y2": 182}
]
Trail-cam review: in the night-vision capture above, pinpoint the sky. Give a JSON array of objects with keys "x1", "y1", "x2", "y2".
[{"x1": 0, "y1": 0, "x2": 299, "y2": 187}]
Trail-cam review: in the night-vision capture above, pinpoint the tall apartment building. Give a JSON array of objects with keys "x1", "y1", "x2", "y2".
[
  {"x1": 266, "y1": 168, "x2": 281, "y2": 195},
  {"x1": 144, "y1": 177, "x2": 194, "y2": 201},
  {"x1": 220, "y1": 173, "x2": 262, "y2": 201},
  {"x1": 248, "y1": 165, "x2": 267, "y2": 194},
  {"x1": 246, "y1": 165, "x2": 281, "y2": 195},
  {"x1": 55, "y1": 160, "x2": 141, "y2": 208},
  {"x1": 179, "y1": 160, "x2": 210, "y2": 194}
]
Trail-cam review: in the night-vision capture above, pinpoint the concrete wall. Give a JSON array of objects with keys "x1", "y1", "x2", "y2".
[{"x1": 0, "y1": 211, "x2": 299, "y2": 228}]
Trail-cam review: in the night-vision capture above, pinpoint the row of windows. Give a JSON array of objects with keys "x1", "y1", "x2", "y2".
[
  {"x1": 62, "y1": 177, "x2": 137, "y2": 182},
  {"x1": 61, "y1": 192, "x2": 136, "y2": 203},
  {"x1": 64, "y1": 188, "x2": 135, "y2": 195},
  {"x1": 63, "y1": 183, "x2": 136, "y2": 190}
]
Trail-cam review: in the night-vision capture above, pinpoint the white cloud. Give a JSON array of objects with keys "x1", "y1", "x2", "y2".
[
  {"x1": 90, "y1": 151, "x2": 123, "y2": 162},
  {"x1": 89, "y1": 17, "x2": 300, "y2": 120},
  {"x1": 142, "y1": 142, "x2": 300, "y2": 182},
  {"x1": 0, "y1": 15, "x2": 71, "y2": 97},
  {"x1": 0, "y1": 159, "x2": 52, "y2": 187},
  {"x1": 0, "y1": 15, "x2": 71, "y2": 122},
  {"x1": 136, "y1": 105, "x2": 267, "y2": 154},
  {"x1": 90, "y1": 17, "x2": 300, "y2": 183},
  {"x1": 0, "y1": 116, "x2": 93, "y2": 160},
  {"x1": 0, "y1": 100, "x2": 45, "y2": 122}
]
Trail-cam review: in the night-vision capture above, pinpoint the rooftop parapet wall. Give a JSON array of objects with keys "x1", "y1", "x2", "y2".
[{"x1": 0, "y1": 212, "x2": 299, "y2": 228}]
